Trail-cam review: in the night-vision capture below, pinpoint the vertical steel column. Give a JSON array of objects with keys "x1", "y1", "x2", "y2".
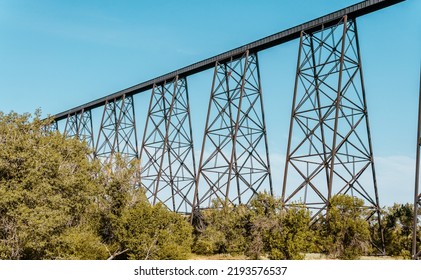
[
  {"x1": 95, "y1": 95, "x2": 138, "y2": 163},
  {"x1": 63, "y1": 109, "x2": 94, "y2": 150},
  {"x1": 413, "y1": 69, "x2": 421, "y2": 260},
  {"x1": 193, "y1": 50, "x2": 272, "y2": 210},
  {"x1": 140, "y1": 76, "x2": 197, "y2": 213},
  {"x1": 282, "y1": 17, "x2": 381, "y2": 225},
  {"x1": 64, "y1": 113, "x2": 79, "y2": 138}
]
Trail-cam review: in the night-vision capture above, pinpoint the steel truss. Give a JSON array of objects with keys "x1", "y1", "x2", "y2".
[
  {"x1": 140, "y1": 76, "x2": 197, "y2": 213},
  {"x1": 413, "y1": 71, "x2": 421, "y2": 260},
  {"x1": 193, "y1": 50, "x2": 272, "y2": 209},
  {"x1": 95, "y1": 95, "x2": 138, "y2": 163},
  {"x1": 64, "y1": 109, "x2": 95, "y2": 150},
  {"x1": 282, "y1": 17, "x2": 382, "y2": 227}
]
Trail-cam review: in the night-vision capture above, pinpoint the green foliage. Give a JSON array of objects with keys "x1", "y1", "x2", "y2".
[
  {"x1": 247, "y1": 193, "x2": 312, "y2": 260},
  {"x1": 193, "y1": 202, "x2": 249, "y2": 255},
  {"x1": 0, "y1": 111, "x2": 102, "y2": 259},
  {"x1": 382, "y1": 203, "x2": 418, "y2": 259},
  {"x1": 97, "y1": 155, "x2": 143, "y2": 245},
  {"x1": 118, "y1": 201, "x2": 193, "y2": 260},
  {"x1": 317, "y1": 194, "x2": 371, "y2": 259},
  {"x1": 47, "y1": 226, "x2": 108, "y2": 260},
  {"x1": 94, "y1": 156, "x2": 193, "y2": 260},
  {"x1": 193, "y1": 193, "x2": 312, "y2": 260},
  {"x1": 0, "y1": 111, "x2": 193, "y2": 260}
]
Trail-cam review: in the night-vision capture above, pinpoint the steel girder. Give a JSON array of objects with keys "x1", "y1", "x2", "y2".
[
  {"x1": 95, "y1": 95, "x2": 138, "y2": 163},
  {"x1": 139, "y1": 76, "x2": 197, "y2": 214},
  {"x1": 282, "y1": 17, "x2": 382, "y2": 228},
  {"x1": 413, "y1": 71, "x2": 421, "y2": 260},
  {"x1": 193, "y1": 50, "x2": 272, "y2": 210},
  {"x1": 64, "y1": 109, "x2": 95, "y2": 150}
]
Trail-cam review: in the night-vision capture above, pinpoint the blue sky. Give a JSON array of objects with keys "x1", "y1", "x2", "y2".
[{"x1": 0, "y1": 0, "x2": 420, "y2": 207}]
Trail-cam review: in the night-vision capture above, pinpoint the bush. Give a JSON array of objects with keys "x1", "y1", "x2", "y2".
[
  {"x1": 382, "y1": 203, "x2": 418, "y2": 259},
  {"x1": 47, "y1": 226, "x2": 108, "y2": 260},
  {"x1": 193, "y1": 193, "x2": 312, "y2": 260},
  {"x1": 118, "y1": 201, "x2": 193, "y2": 260},
  {"x1": 247, "y1": 193, "x2": 312, "y2": 260},
  {"x1": 0, "y1": 111, "x2": 103, "y2": 259},
  {"x1": 192, "y1": 203, "x2": 249, "y2": 255},
  {"x1": 317, "y1": 194, "x2": 371, "y2": 259}
]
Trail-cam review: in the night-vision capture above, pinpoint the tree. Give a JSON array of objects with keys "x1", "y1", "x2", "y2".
[
  {"x1": 95, "y1": 155, "x2": 193, "y2": 260},
  {"x1": 0, "y1": 111, "x2": 106, "y2": 259},
  {"x1": 382, "y1": 203, "x2": 419, "y2": 259},
  {"x1": 96, "y1": 155, "x2": 143, "y2": 259},
  {"x1": 192, "y1": 202, "x2": 249, "y2": 256},
  {"x1": 118, "y1": 201, "x2": 193, "y2": 260},
  {"x1": 0, "y1": 111, "x2": 194, "y2": 260},
  {"x1": 316, "y1": 194, "x2": 371, "y2": 259},
  {"x1": 247, "y1": 193, "x2": 312, "y2": 260},
  {"x1": 193, "y1": 193, "x2": 312, "y2": 260}
]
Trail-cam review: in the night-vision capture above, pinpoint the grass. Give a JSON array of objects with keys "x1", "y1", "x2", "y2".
[{"x1": 189, "y1": 253, "x2": 403, "y2": 260}]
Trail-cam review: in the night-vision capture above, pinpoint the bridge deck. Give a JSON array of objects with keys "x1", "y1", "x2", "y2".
[{"x1": 53, "y1": 0, "x2": 404, "y2": 121}]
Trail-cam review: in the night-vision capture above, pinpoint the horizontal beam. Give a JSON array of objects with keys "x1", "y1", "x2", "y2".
[{"x1": 52, "y1": 0, "x2": 404, "y2": 121}]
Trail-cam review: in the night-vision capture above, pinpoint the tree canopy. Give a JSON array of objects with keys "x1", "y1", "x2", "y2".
[
  {"x1": 0, "y1": 111, "x2": 192, "y2": 260},
  {"x1": 0, "y1": 111, "x2": 104, "y2": 259}
]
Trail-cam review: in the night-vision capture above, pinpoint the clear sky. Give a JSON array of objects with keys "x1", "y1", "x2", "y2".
[{"x1": 0, "y1": 0, "x2": 420, "y2": 207}]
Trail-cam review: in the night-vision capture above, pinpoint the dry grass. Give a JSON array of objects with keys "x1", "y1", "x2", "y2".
[
  {"x1": 305, "y1": 253, "x2": 403, "y2": 260},
  {"x1": 189, "y1": 253, "x2": 249, "y2": 260},
  {"x1": 189, "y1": 253, "x2": 403, "y2": 260}
]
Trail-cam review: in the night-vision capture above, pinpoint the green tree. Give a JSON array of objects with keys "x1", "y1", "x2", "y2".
[
  {"x1": 0, "y1": 111, "x2": 194, "y2": 260},
  {"x1": 193, "y1": 202, "x2": 249, "y2": 256},
  {"x1": 95, "y1": 155, "x2": 193, "y2": 260},
  {"x1": 118, "y1": 201, "x2": 193, "y2": 260},
  {"x1": 382, "y1": 203, "x2": 419, "y2": 259},
  {"x1": 96, "y1": 155, "x2": 143, "y2": 259},
  {"x1": 247, "y1": 193, "x2": 312, "y2": 260},
  {"x1": 317, "y1": 194, "x2": 371, "y2": 259},
  {"x1": 0, "y1": 111, "x2": 106, "y2": 259},
  {"x1": 193, "y1": 193, "x2": 312, "y2": 260}
]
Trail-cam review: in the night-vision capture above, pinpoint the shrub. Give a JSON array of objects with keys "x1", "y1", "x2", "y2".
[
  {"x1": 192, "y1": 203, "x2": 249, "y2": 255},
  {"x1": 118, "y1": 201, "x2": 193, "y2": 260},
  {"x1": 317, "y1": 194, "x2": 371, "y2": 259}
]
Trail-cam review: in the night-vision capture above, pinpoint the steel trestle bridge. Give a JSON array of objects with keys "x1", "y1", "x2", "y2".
[{"x1": 49, "y1": 0, "x2": 420, "y2": 258}]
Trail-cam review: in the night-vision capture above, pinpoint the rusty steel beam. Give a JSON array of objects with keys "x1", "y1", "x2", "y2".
[{"x1": 51, "y1": 0, "x2": 405, "y2": 122}]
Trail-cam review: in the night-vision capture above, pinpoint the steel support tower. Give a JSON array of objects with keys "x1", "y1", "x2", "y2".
[
  {"x1": 193, "y1": 51, "x2": 272, "y2": 209},
  {"x1": 139, "y1": 76, "x2": 197, "y2": 213},
  {"x1": 64, "y1": 109, "x2": 95, "y2": 150},
  {"x1": 95, "y1": 94, "x2": 139, "y2": 163},
  {"x1": 282, "y1": 16, "x2": 382, "y2": 227}
]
